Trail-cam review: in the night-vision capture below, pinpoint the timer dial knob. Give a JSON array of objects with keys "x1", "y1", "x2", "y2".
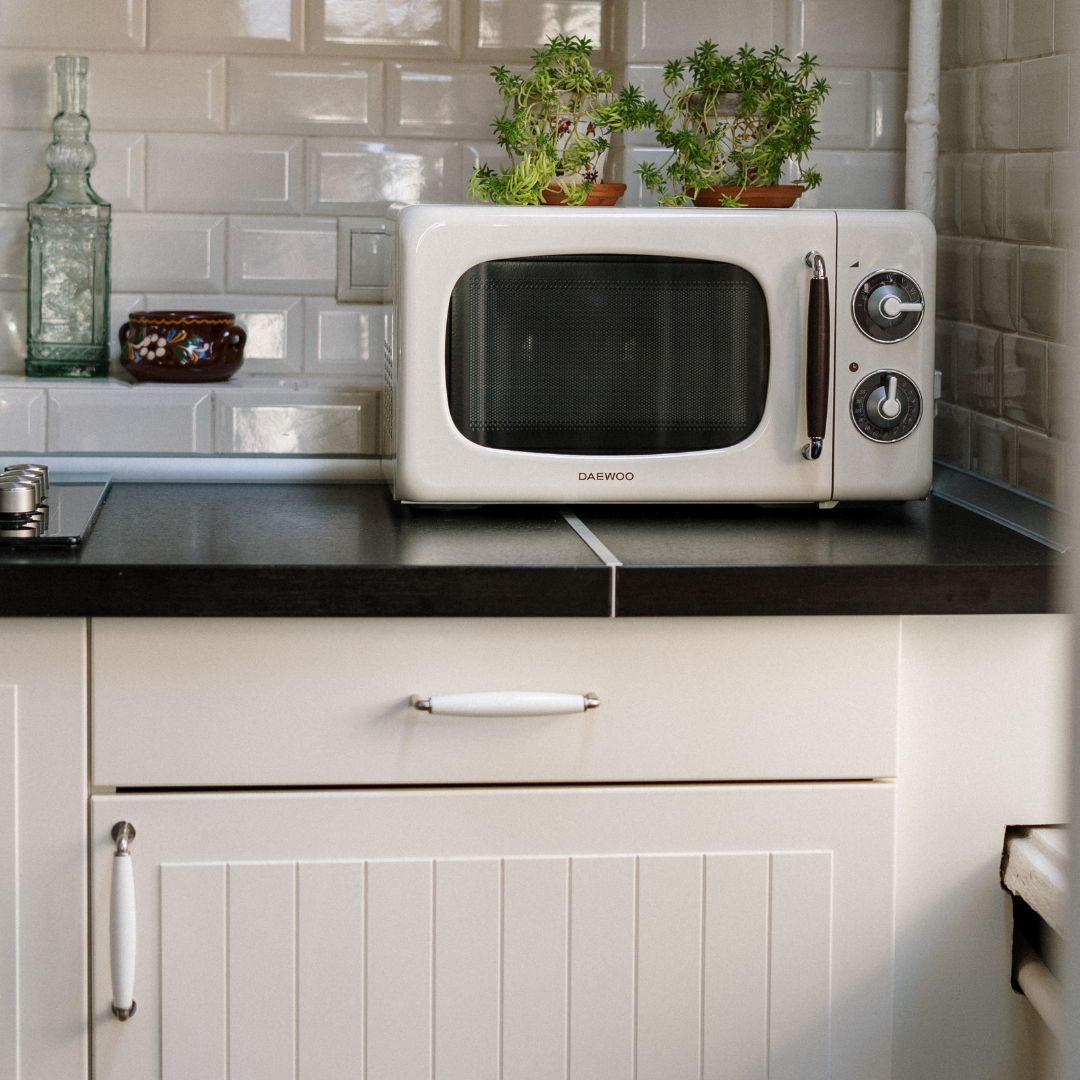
[
  {"x1": 851, "y1": 369, "x2": 922, "y2": 442},
  {"x1": 852, "y1": 270, "x2": 925, "y2": 342}
]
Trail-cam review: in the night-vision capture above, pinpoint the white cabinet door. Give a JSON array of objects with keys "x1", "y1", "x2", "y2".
[
  {"x1": 92, "y1": 783, "x2": 895, "y2": 1080},
  {"x1": 0, "y1": 618, "x2": 87, "y2": 1080}
]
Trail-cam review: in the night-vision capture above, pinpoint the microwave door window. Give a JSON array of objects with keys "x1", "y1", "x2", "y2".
[{"x1": 446, "y1": 255, "x2": 769, "y2": 455}]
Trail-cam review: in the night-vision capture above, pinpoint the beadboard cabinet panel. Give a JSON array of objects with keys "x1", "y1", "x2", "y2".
[
  {"x1": 0, "y1": 619, "x2": 87, "y2": 1080},
  {"x1": 90, "y1": 782, "x2": 895, "y2": 1080},
  {"x1": 91, "y1": 615, "x2": 900, "y2": 786}
]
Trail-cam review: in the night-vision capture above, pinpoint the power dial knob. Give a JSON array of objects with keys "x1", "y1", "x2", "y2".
[
  {"x1": 851, "y1": 369, "x2": 922, "y2": 442},
  {"x1": 852, "y1": 269, "x2": 925, "y2": 342}
]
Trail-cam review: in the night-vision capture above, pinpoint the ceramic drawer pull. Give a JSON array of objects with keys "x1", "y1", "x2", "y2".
[
  {"x1": 413, "y1": 692, "x2": 600, "y2": 717},
  {"x1": 110, "y1": 822, "x2": 137, "y2": 1021}
]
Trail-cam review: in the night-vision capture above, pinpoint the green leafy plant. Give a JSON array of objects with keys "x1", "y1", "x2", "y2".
[
  {"x1": 637, "y1": 43, "x2": 829, "y2": 207},
  {"x1": 468, "y1": 35, "x2": 658, "y2": 206}
]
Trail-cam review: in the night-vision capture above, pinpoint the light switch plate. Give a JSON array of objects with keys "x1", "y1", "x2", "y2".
[{"x1": 337, "y1": 216, "x2": 394, "y2": 302}]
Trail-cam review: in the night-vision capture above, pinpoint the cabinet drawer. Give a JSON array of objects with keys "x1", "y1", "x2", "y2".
[
  {"x1": 91, "y1": 615, "x2": 898, "y2": 787},
  {"x1": 91, "y1": 782, "x2": 895, "y2": 1080}
]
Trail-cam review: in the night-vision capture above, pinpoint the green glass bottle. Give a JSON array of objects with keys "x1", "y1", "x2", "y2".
[{"x1": 26, "y1": 55, "x2": 111, "y2": 378}]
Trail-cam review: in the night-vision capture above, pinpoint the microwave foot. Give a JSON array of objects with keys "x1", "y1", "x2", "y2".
[{"x1": 817, "y1": 500, "x2": 839, "y2": 510}]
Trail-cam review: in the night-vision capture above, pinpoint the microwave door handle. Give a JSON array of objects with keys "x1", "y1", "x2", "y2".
[{"x1": 802, "y1": 251, "x2": 830, "y2": 461}]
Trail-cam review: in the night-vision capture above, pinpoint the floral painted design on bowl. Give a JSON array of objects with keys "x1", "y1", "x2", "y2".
[{"x1": 120, "y1": 311, "x2": 246, "y2": 383}]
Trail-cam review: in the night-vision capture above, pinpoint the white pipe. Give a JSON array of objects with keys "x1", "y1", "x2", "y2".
[
  {"x1": 903, "y1": 0, "x2": 942, "y2": 217},
  {"x1": 1015, "y1": 934, "x2": 1064, "y2": 1040}
]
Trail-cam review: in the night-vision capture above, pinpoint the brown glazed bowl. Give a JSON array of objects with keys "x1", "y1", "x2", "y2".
[{"x1": 120, "y1": 311, "x2": 246, "y2": 382}]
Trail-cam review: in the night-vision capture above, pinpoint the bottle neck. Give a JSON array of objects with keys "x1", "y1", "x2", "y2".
[{"x1": 37, "y1": 57, "x2": 105, "y2": 206}]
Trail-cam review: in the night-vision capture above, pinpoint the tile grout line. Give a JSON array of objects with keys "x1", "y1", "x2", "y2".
[{"x1": 561, "y1": 510, "x2": 622, "y2": 618}]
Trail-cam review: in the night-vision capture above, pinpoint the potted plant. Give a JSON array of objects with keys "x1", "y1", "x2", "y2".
[
  {"x1": 468, "y1": 35, "x2": 658, "y2": 206},
  {"x1": 637, "y1": 42, "x2": 829, "y2": 208}
]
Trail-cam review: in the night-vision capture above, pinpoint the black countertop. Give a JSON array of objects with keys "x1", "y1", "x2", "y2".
[{"x1": 0, "y1": 482, "x2": 1057, "y2": 617}]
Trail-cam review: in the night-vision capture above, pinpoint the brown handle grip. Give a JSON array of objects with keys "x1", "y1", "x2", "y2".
[
  {"x1": 118, "y1": 321, "x2": 131, "y2": 348},
  {"x1": 805, "y1": 275, "x2": 830, "y2": 459},
  {"x1": 220, "y1": 324, "x2": 246, "y2": 353}
]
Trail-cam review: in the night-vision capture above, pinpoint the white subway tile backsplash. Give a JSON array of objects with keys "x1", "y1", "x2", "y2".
[
  {"x1": 974, "y1": 240, "x2": 1019, "y2": 330},
  {"x1": 1004, "y1": 152, "x2": 1052, "y2": 241},
  {"x1": 112, "y1": 214, "x2": 226, "y2": 293},
  {"x1": 227, "y1": 216, "x2": 337, "y2": 295},
  {"x1": 91, "y1": 133, "x2": 146, "y2": 212},
  {"x1": 111, "y1": 293, "x2": 147, "y2": 359},
  {"x1": 0, "y1": 130, "x2": 49, "y2": 209},
  {"x1": 798, "y1": 151, "x2": 905, "y2": 209},
  {"x1": 149, "y1": 0, "x2": 301, "y2": 53},
  {"x1": 0, "y1": 0, "x2": 145, "y2": 50},
  {"x1": 1051, "y1": 150, "x2": 1076, "y2": 247},
  {"x1": 977, "y1": 63, "x2": 1019, "y2": 149},
  {"x1": 616, "y1": 146, "x2": 668, "y2": 207},
  {"x1": 1019, "y1": 54, "x2": 1070, "y2": 148},
  {"x1": 799, "y1": 0, "x2": 909, "y2": 68},
  {"x1": 0, "y1": 294, "x2": 26, "y2": 373},
  {"x1": 0, "y1": 387, "x2": 46, "y2": 451},
  {"x1": 963, "y1": 0, "x2": 1008, "y2": 63},
  {"x1": 337, "y1": 217, "x2": 392, "y2": 301},
  {"x1": 0, "y1": 51, "x2": 57, "y2": 129},
  {"x1": 1008, "y1": 0, "x2": 1055, "y2": 58},
  {"x1": 87, "y1": 54, "x2": 225, "y2": 132},
  {"x1": 309, "y1": 0, "x2": 461, "y2": 56},
  {"x1": 387, "y1": 63, "x2": 504, "y2": 139},
  {"x1": 1016, "y1": 426, "x2": 1063, "y2": 502},
  {"x1": 936, "y1": 154, "x2": 960, "y2": 234},
  {"x1": 869, "y1": 70, "x2": 906, "y2": 149},
  {"x1": 0, "y1": 211, "x2": 26, "y2": 291},
  {"x1": 307, "y1": 138, "x2": 460, "y2": 212},
  {"x1": 462, "y1": 141, "x2": 511, "y2": 192},
  {"x1": 303, "y1": 297, "x2": 385, "y2": 375},
  {"x1": 624, "y1": 0, "x2": 776, "y2": 64},
  {"x1": 228, "y1": 58, "x2": 383, "y2": 137},
  {"x1": 47, "y1": 386, "x2": 213, "y2": 452},
  {"x1": 147, "y1": 135, "x2": 303, "y2": 214},
  {"x1": 939, "y1": 68, "x2": 977, "y2": 152},
  {"x1": 1019, "y1": 245, "x2": 1066, "y2": 339},
  {"x1": 816, "y1": 69, "x2": 869, "y2": 150},
  {"x1": 146, "y1": 292, "x2": 304, "y2": 374},
  {"x1": 468, "y1": 0, "x2": 603, "y2": 60},
  {"x1": 214, "y1": 388, "x2": 378, "y2": 453}
]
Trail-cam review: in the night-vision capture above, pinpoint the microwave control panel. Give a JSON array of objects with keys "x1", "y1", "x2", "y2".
[
  {"x1": 850, "y1": 369, "x2": 922, "y2": 443},
  {"x1": 851, "y1": 270, "x2": 925, "y2": 343}
]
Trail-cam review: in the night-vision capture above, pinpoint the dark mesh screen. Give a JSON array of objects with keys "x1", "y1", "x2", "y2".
[{"x1": 447, "y1": 255, "x2": 769, "y2": 454}]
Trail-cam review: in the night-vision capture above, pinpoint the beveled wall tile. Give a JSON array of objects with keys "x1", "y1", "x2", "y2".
[
  {"x1": 955, "y1": 321, "x2": 1002, "y2": 412},
  {"x1": 309, "y1": 0, "x2": 461, "y2": 58},
  {"x1": 869, "y1": 70, "x2": 906, "y2": 149},
  {"x1": 970, "y1": 413, "x2": 1017, "y2": 485},
  {"x1": 974, "y1": 241, "x2": 1019, "y2": 330},
  {"x1": 960, "y1": 155, "x2": 983, "y2": 235},
  {"x1": 0, "y1": 211, "x2": 26, "y2": 291},
  {"x1": 1019, "y1": 55, "x2": 1069, "y2": 148},
  {"x1": 977, "y1": 63, "x2": 1019, "y2": 149},
  {"x1": 797, "y1": 151, "x2": 904, "y2": 209},
  {"x1": 91, "y1": 133, "x2": 146, "y2": 212},
  {"x1": 0, "y1": 130, "x2": 48, "y2": 209},
  {"x1": 963, "y1": 0, "x2": 1008, "y2": 63},
  {"x1": 800, "y1": 0, "x2": 909, "y2": 68},
  {"x1": 0, "y1": 50, "x2": 57, "y2": 129},
  {"x1": 147, "y1": 292, "x2": 303, "y2": 373},
  {"x1": 1001, "y1": 333, "x2": 1048, "y2": 426},
  {"x1": 147, "y1": 135, "x2": 303, "y2": 214},
  {"x1": 1016, "y1": 427, "x2": 1063, "y2": 502},
  {"x1": 0, "y1": 0, "x2": 144, "y2": 50},
  {"x1": 936, "y1": 154, "x2": 960, "y2": 235},
  {"x1": 462, "y1": 140, "x2": 511, "y2": 195},
  {"x1": 933, "y1": 401, "x2": 971, "y2": 468},
  {"x1": 938, "y1": 68, "x2": 977, "y2": 152},
  {"x1": 1051, "y1": 151, "x2": 1076, "y2": 247},
  {"x1": 227, "y1": 215, "x2": 337, "y2": 295},
  {"x1": 624, "y1": 0, "x2": 778, "y2": 63},
  {"x1": 88, "y1": 54, "x2": 225, "y2": 132},
  {"x1": 1008, "y1": 0, "x2": 1054, "y2": 58},
  {"x1": 112, "y1": 213, "x2": 226, "y2": 293},
  {"x1": 228, "y1": 57, "x2": 383, "y2": 137},
  {"x1": 1047, "y1": 342, "x2": 1073, "y2": 437},
  {"x1": 0, "y1": 294, "x2": 25, "y2": 374},
  {"x1": 149, "y1": 0, "x2": 301, "y2": 54},
  {"x1": 935, "y1": 318, "x2": 958, "y2": 401},
  {"x1": 1058, "y1": 0, "x2": 1079, "y2": 52},
  {"x1": 1004, "y1": 152, "x2": 1052, "y2": 241},
  {"x1": 337, "y1": 217, "x2": 392, "y2": 300},
  {"x1": 936, "y1": 237, "x2": 975, "y2": 321},
  {"x1": 467, "y1": 0, "x2": 604, "y2": 62},
  {"x1": 941, "y1": 0, "x2": 962, "y2": 68},
  {"x1": 47, "y1": 387, "x2": 213, "y2": 453},
  {"x1": 0, "y1": 387, "x2": 46, "y2": 452},
  {"x1": 387, "y1": 63, "x2": 504, "y2": 139},
  {"x1": 111, "y1": 293, "x2": 146, "y2": 359},
  {"x1": 816, "y1": 70, "x2": 869, "y2": 150},
  {"x1": 1019, "y1": 244, "x2": 1066, "y2": 339},
  {"x1": 303, "y1": 297, "x2": 386, "y2": 375},
  {"x1": 307, "y1": 138, "x2": 460, "y2": 212}
]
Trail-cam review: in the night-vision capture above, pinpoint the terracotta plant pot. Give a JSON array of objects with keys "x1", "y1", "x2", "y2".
[
  {"x1": 540, "y1": 183, "x2": 627, "y2": 206},
  {"x1": 692, "y1": 184, "x2": 805, "y2": 208}
]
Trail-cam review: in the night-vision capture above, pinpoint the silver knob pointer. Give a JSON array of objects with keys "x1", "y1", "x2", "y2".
[{"x1": 879, "y1": 295, "x2": 924, "y2": 319}]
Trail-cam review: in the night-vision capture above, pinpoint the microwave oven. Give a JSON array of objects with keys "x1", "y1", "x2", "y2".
[{"x1": 383, "y1": 204, "x2": 936, "y2": 506}]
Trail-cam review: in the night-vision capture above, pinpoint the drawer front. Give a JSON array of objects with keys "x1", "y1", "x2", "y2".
[
  {"x1": 92, "y1": 616, "x2": 898, "y2": 787},
  {"x1": 91, "y1": 782, "x2": 895, "y2": 1080}
]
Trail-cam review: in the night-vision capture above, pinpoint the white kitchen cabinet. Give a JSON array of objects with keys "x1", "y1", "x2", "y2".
[
  {"x1": 0, "y1": 619, "x2": 87, "y2": 1080},
  {"x1": 90, "y1": 782, "x2": 896, "y2": 1080}
]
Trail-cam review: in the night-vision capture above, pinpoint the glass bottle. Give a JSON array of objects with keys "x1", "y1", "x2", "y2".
[{"x1": 26, "y1": 56, "x2": 111, "y2": 377}]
